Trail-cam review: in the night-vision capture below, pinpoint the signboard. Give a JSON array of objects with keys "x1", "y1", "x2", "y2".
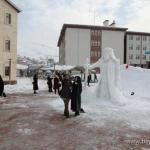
[{"x1": 145, "y1": 51, "x2": 150, "y2": 55}]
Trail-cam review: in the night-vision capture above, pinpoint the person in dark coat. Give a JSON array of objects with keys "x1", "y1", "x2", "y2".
[
  {"x1": 0, "y1": 75, "x2": 4, "y2": 96},
  {"x1": 71, "y1": 76, "x2": 84, "y2": 116},
  {"x1": 87, "y1": 74, "x2": 91, "y2": 86},
  {"x1": 33, "y1": 74, "x2": 38, "y2": 94},
  {"x1": 94, "y1": 73, "x2": 98, "y2": 82},
  {"x1": 58, "y1": 74, "x2": 63, "y2": 82},
  {"x1": 47, "y1": 75, "x2": 53, "y2": 92},
  {"x1": 53, "y1": 75, "x2": 60, "y2": 94},
  {"x1": 60, "y1": 74, "x2": 72, "y2": 118}
]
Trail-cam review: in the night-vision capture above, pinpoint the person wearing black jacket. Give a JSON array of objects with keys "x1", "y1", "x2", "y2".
[
  {"x1": 33, "y1": 74, "x2": 38, "y2": 94},
  {"x1": 87, "y1": 74, "x2": 91, "y2": 86},
  {"x1": 53, "y1": 75, "x2": 60, "y2": 94},
  {"x1": 47, "y1": 75, "x2": 53, "y2": 92},
  {"x1": 0, "y1": 75, "x2": 4, "y2": 96},
  {"x1": 71, "y1": 76, "x2": 84, "y2": 116},
  {"x1": 60, "y1": 74, "x2": 72, "y2": 118}
]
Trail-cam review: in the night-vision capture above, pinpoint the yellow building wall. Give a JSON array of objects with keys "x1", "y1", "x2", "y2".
[{"x1": 0, "y1": 0, "x2": 18, "y2": 84}]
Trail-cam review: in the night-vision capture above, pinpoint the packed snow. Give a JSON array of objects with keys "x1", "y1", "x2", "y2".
[
  {"x1": 3, "y1": 65, "x2": 150, "y2": 130},
  {"x1": 5, "y1": 78, "x2": 47, "y2": 94}
]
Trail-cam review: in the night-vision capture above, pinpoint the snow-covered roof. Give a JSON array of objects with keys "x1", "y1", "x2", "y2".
[
  {"x1": 17, "y1": 64, "x2": 28, "y2": 70},
  {"x1": 50, "y1": 65, "x2": 75, "y2": 71},
  {"x1": 29, "y1": 64, "x2": 43, "y2": 70},
  {"x1": 40, "y1": 67, "x2": 51, "y2": 71},
  {"x1": 5, "y1": 0, "x2": 21, "y2": 13}
]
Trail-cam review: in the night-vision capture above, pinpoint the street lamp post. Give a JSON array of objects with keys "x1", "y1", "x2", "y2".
[
  {"x1": 8, "y1": 58, "x2": 11, "y2": 81},
  {"x1": 54, "y1": 62, "x2": 55, "y2": 74}
]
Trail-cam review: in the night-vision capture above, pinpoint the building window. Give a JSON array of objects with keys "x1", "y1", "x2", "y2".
[
  {"x1": 136, "y1": 55, "x2": 140, "y2": 60},
  {"x1": 143, "y1": 55, "x2": 146, "y2": 60},
  {"x1": 91, "y1": 30, "x2": 94, "y2": 35},
  {"x1": 136, "y1": 45, "x2": 140, "y2": 50},
  {"x1": 143, "y1": 46, "x2": 147, "y2": 50},
  {"x1": 5, "y1": 40, "x2": 10, "y2": 51},
  {"x1": 91, "y1": 51, "x2": 99, "y2": 57},
  {"x1": 97, "y1": 41, "x2": 100, "y2": 46},
  {"x1": 94, "y1": 41, "x2": 97, "y2": 46},
  {"x1": 136, "y1": 36, "x2": 140, "y2": 41},
  {"x1": 5, "y1": 66, "x2": 10, "y2": 76},
  {"x1": 94, "y1": 30, "x2": 98, "y2": 35},
  {"x1": 98, "y1": 51, "x2": 100, "y2": 57},
  {"x1": 91, "y1": 51, "x2": 94, "y2": 57},
  {"x1": 97, "y1": 31, "x2": 101, "y2": 36},
  {"x1": 95, "y1": 51, "x2": 98, "y2": 57},
  {"x1": 129, "y1": 54, "x2": 133, "y2": 59},
  {"x1": 5, "y1": 13, "x2": 11, "y2": 24},
  {"x1": 129, "y1": 45, "x2": 133, "y2": 50},
  {"x1": 129, "y1": 35, "x2": 133, "y2": 40},
  {"x1": 143, "y1": 36, "x2": 147, "y2": 41}
]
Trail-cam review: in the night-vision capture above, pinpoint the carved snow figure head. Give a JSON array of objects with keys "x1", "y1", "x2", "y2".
[{"x1": 102, "y1": 47, "x2": 118, "y2": 62}]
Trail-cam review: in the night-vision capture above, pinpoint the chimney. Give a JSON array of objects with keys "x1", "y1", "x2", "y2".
[
  {"x1": 103, "y1": 20, "x2": 109, "y2": 26},
  {"x1": 109, "y1": 20, "x2": 116, "y2": 27}
]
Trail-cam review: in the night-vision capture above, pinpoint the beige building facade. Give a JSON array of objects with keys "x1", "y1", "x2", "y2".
[
  {"x1": 125, "y1": 31, "x2": 150, "y2": 68},
  {"x1": 0, "y1": 0, "x2": 20, "y2": 84}
]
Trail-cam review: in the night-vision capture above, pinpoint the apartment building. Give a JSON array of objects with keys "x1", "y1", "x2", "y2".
[
  {"x1": 0, "y1": 0, "x2": 21, "y2": 84},
  {"x1": 125, "y1": 31, "x2": 150, "y2": 68},
  {"x1": 58, "y1": 22, "x2": 127, "y2": 66}
]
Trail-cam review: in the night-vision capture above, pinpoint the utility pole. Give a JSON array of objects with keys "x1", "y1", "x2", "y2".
[{"x1": 140, "y1": 35, "x2": 142, "y2": 67}]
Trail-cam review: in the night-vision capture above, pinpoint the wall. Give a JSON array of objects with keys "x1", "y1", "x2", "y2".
[
  {"x1": 126, "y1": 34, "x2": 150, "y2": 66},
  {"x1": 65, "y1": 28, "x2": 91, "y2": 66},
  {"x1": 0, "y1": 0, "x2": 18, "y2": 83}
]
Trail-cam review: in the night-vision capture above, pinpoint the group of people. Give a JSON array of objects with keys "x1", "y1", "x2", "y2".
[
  {"x1": 59, "y1": 74, "x2": 84, "y2": 118},
  {"x1": 33, "y1": 73, "x2": 85, "y2": 118},
  {"x1": 32, "y1": 73, "x2": 62, "y2": 94}
]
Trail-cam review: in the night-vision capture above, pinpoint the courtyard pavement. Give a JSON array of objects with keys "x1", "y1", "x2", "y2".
[{"x1": 0, "y1": 92, "x2": 150, "y2": 150}]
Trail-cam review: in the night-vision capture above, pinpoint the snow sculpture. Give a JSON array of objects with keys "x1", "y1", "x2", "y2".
[{"x1": 88, "y1": 47, "x2": 122, "y2": 101}]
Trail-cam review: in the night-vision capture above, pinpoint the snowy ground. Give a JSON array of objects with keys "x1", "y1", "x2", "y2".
[
  {"x1": 5, "y1": 77, "x2": 47, "y2": 94},
  {"x1": 1, "y1": 65, "x2": 150, "y2": 149}
]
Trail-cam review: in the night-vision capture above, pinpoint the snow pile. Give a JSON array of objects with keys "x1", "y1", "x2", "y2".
[
  {"x1": 5, "y1": 77, "x2": 47, "y2": 94},
  {"x1": 81, "y1": 65, "x2": 150, "y2": 130},
  {"x1": 120, "y1": 65, "x2": 150, "y2": 98}
]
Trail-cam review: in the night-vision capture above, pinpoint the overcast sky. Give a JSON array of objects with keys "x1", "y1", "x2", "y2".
[{"x1": 12, "y1": 0, "x2": 150, "y2": 61}]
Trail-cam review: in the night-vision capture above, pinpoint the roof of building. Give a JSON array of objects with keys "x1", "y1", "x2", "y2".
[
  {"x1": 57, "y1": 24, "x2": 128, "y2": 46},
  {"x1": 127, "y1": 31, "x2": 150, "y2": 36},
  {"x1": 5, "y1": 0, "x2": 21, "y2": 13},
  {"x1": 17, "y1": 64, "x2": 28, "y2": 70}
]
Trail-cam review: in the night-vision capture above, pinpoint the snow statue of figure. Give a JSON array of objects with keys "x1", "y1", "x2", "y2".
[{"x1": 88, "y1": 47, "x2": 122, "y2": 101}]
